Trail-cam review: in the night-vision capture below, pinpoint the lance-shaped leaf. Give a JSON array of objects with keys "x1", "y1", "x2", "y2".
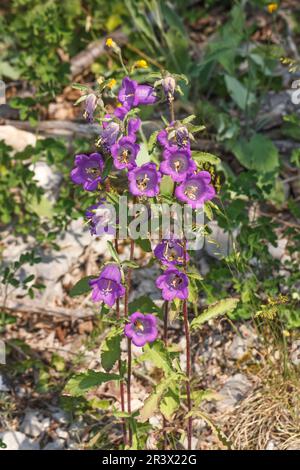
[
  {"x1": 69, "y1": 276, "x2": 95, "y2": 297},
  {"x1": 107, "y1": 241, "x2": 121, "y2": 264},
  {"x1": 191, "y1": 297, "x2": 239, "y2": 330},
  {"x1": 160, "y1": 386, "x2": 180, "y2": 421},
  {"x1": 64, "y1": 371, "x2": 120, "y2": 396},
  {"x1": 139, "y1": 375, "x2": 177, "y2": 423},
  {"x1": 137, "y1": 341, "x2": 174, "y2": 376},
  {"x1": 101, "y1": 327, "x2": 122, "y2": 372},
  {"x1": 186, "y1": 410, "x2": 232, "y2": 449}
]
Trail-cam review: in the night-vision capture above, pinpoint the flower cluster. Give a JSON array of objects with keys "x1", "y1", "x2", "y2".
[{"x1": 70, "y1": 73, "x2": 217, "y2": 348}]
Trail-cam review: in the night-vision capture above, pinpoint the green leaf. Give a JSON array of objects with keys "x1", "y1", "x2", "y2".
[
  {"x1": 187, "y1": 410, "x2": 232, "y2": 449},
  {"x1": 69, "y1": 276, "x2": 95, "y2": 297},
  {"x1": 107, "y1": 241, "x2": 121, "y2": 264},
  {"x1": 160, "y1": 387, "x2": 180, "y2": 421},
  {"x1": 64, "y1": 371, "x2": 120, "y2": 396},
  {"x1": 102, "y1": 157, "x2": 113, "y2": 180},
  {"x1": 138, "y1": 341, "x2": 174, "y2": 376},
  {"x1": 121, "y1": 260, "x2": 140, "y2": 269},
  {"x1": 101, "y1": 328, "x2": 122, "y2": 372},
  {"x1": 148, "y1": 130, "x2": 160, "y2": 153},
  {"x1": 191, "y1": 298, "x2": 239, "y2": 330},
  {"x1": 129, "y1": 296, "x2": 161, "y2": 316},
  {"x1": 139, "y1": 377, "x2": 175, "y2": 423},
  {"x1": 160, "y1": 175, "x2": 174, "y2": 196},
  {"x1": 192, "y1": 151, "x2": 221, "y2": 165},
  {"x1": 224, "y1": 75, "x2": 256, "y2": 110},
  {"x1": 230, "y1": 134, "x2": 279, "y2": 173},
  {"x1": 135, "y1": 238, "x2": 152, "y2": 252}
]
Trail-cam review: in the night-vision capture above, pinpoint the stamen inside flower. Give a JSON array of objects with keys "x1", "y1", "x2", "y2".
[
  {"x1": 173, "y1": 159, "x2": 183, "y2": 172},
  {"x1": 137, "y1": 173, "x2": 150, "y2": 191},
  {"x1": 184, "y1": 184, "x2": 198, "y2": 200},
  {"x1": 119, "y1": 148, "x2": 130, "y2": 164},
  {"x1": 170, "y1": 274, "x2": 183, "y2": 288},
  {"x1": 86, "y1": 166, "x2": 101, "y2": 178},
  {"x1": 134, "y1": 320, "x2": 145, "y2": 332},
  {"x1": 101, "y1": 280, "x2": 113, "y2": 294}
]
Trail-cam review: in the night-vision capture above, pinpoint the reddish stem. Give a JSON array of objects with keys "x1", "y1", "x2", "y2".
[
  {"x1": 124, "y1": 239, "x2": 134, "y2": 447},
  {"x1": 115, "y1": 239, "x2": 127, "y2": 446},
  {"x1": 162, "y1": 300, "x2": 169, "y2": 449},
  {"x1": 183, "y1": 238, "x2": 192, "y2": 449}
]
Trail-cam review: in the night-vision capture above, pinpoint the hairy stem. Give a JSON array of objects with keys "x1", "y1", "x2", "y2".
[
  {"x1": 183, "y1": 238, "x2": 192, "y2": 449},
  {"x1": 162, "y1": 300, "x2": 169, "y2": 449},
  {"x1": 124, "y1": 239, "x2": 134, "y2": 447},
  {"x1": 115, "y1": 239, "x2": 126, "y2": 446}
]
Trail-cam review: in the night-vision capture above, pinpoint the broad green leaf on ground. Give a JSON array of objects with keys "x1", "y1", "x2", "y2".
[
  {"x1": 224, "y1": 75, "x2": 256, "y2": 110},
  {"x1": 64, "y1": 371, "x2": 120, "y2": 396},
  {"x1": 191, "y1": 298, "x2": 239, "y2": 330},
  {"x1": 101, "y1": 327, "x2": 122, "y2": 372},
  {"x1": 69, "y1": 276, "x2": 95, "y2": 297},
  {"x1": 139, "y1": 376, "x2": 176, "y2": 423},
  {"x1": 230, "y1": 134, "x2": 279, "y2": 173}
]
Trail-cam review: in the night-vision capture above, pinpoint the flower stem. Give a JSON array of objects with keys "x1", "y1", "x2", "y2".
[
  {"x1": 124, "y1": 238, "x2": 134, "y2": 447},
  {"x1": 162, "y1": 300, "x2": 169, "y2": 449},
  {"x1": 169, "y1": 99, "x2": 175, "y2": 123},
  {"x1": 183, "y1": 238, "x2": 192, "y2": 450},
  {"x1": 115, "y1": 239, "x2": 127, "y2": 447}
]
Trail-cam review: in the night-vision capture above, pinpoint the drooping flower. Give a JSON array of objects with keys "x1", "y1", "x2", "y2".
[
  {"x1": 157, "y1": 124, "x2": 190, "y2": 151},
  {"x1": 70, "y1": 153, "x2": 104, "y2": 191},
  {"x1": 84, "y1": 94, "x2": 97, "y2": 122},
  {"x1": 128, "y1": 163, "x2": 161, "y2": 197},
  {"x1": 154, "y1": 239, "x2": 189, "y2": 266},
  {"x1": 89, "y1": 264, "x2": 125, "y2": 307},
  {"x1": 118, "y1": 77, "x2": 156, "y2": 111},
  {"x1": 114, "y1": 105, "x2": 129, "y2": 120},
  {"x1": 86, "y1": 201, "x2": 116, "y2": 236},
  {"x1": 124, "y1": 312, "x2": 158, "y2": 347},
  {"x1": 160, "y1": 148, "x2": 196, "y2": 182},
  {"x1": 156, "y1": 268, "x2": 189, "y2": 301},
  {"x1": 128, "y1": 117, "x2": 141, "y2": 137},
  {"x1": 97, "y1": 120, "x2": 120, "y2": 151},
  {"x1": 175, "y1": 171, "x2": 215, "y2": 209},
  {"x1": 111, "y1": 136, "x2": 139, "y2": 170},
  {"x1": 162, "y1": 75, "x2": 176, "y2": 101}
]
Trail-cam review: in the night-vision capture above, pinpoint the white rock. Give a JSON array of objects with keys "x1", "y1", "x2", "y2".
[
  {"x1": 291, "y1": 340, "x2": 300, "y2": 366},
  {"x1": 228, "y1": 336, "x2": 247, "y2": 360},
  {"x1": 0, "y1": 125, "x2": 37, "y2": 152},
  {"x1": 29, "y1": 161, "x2": 62, "y2": 202},
  {"x1": 43, "y1": 439, "x2": 64, "y2": 450},
  {"x1": 217, "y1": 374, "x2": 252, "y2": 412},
  {"x1": 0, "y1": 431, "x2": 40, "y2": 450},
  {"x1": 20, "y1": 410, "x2": 50, "y2": 437},
  {"x1": 0, "y1": 374, "x2": 10, "y2": 392}
]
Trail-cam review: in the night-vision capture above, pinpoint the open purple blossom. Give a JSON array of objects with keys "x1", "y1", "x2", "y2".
[
  {"x1": 124, "y1": 312, "x2": 158, "y2": 347},
  {"x1": 160, "y1": 148, "x2": 196, "y2": 182},
  {"x1": 157, "y1": 125, "x2": 190, "y2": 151},
  {"x1": 156, "y1": 268, "x2": 189, "y2": 301},
  {"x1": 111, "y1": 136, "x2": 139, "y2": 170},
  {"x1": 154, "y1": 239, "x2": 189, "y2": 266},
  {"x1": 175, "y1": 171, "x2": 215, "y2": 209},
  {"x1": 84, "y1": 93, "x2": 97, "y2": 122},
  {"x1": 70, "y1": 153, "x2": 104, "y2": 191},
  {"x1": 128, "y1": 163, "x2": 161, "y2": 197},
  {"x1": 118, "y1": 77, "x2": 156, "y2": 111},
  {"x1": 97, "y1": 120, "x2": 120, "y2": 150},
  {"x1": 86, "y1": 201, "x2": 116, "y2": 236},
  {"x1": 89, "y1": 264, "x2": 125, "y2": 307}
]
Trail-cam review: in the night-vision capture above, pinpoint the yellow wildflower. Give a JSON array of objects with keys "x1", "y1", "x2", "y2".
[
  {"x1": 106, "y1": 37, "x2": 114, "y2": 48},
  {"x1": 267, "y1": 3, "x2": 278, "y2": 14},
  {"x1": 135, "y1": 59, "x2": 148, "y2": 69},
  {"x1": 107, "y1": 78, "x2": 116, "y2": 89}
]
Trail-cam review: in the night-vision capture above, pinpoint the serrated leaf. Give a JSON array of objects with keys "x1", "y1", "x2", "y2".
[
  {"x1": 191, "y1": 298, "x2": 239, "y2": 330},
  {"x1": 139, "y1": 377, "x2": 173, "y2": 423},
  {"x1": 69, "y1": 276, "x2": 95, "y2": 297},
  {"x1": 192, "y1": 151, "x2": 221, "y2": 165},
  {"x1": 160, "y1": 387, "x2": 180, "y2": 421},
  {"x1": 138, "y1": 341, "x2": 174, "y2": 376},
  {"x1": 101, "y1": 327, "x2": 122, "y2": 372},
  {"x1": 64, "y1": 371, "x2": 120, "y2": 396}
]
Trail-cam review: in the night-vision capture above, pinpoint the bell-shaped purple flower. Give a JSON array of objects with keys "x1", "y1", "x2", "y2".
[
  {"x1": 156, "y1": 268, "x2": 189, "y2": 301},
  {"x1": 160, "y1": 148, "x2": 196, "y2": 182},
  {"x1": 98, "y1": 120, "x2": 120, "y2": 150},
  {"x1": 84, "y1": 94, "x2": 97, "y2": 122},
  {"x1": 89, "y1": 264, "x2": 125, "y2": 307},
  {"x1": 128, "y1": 163, "x2": 161, "y2": 197},
  {"x1": 118, "y1": 77, "x2": 156, "y2": 111},
  {"x1": 114, "y1": 105, "x2": 129, "y2": 120},
  {"x1": 128, "y1": 117, "x2": 141, "y2": 137},
  {"x1": 157, "y1": 125, "x2": 190, "y2": 151},
  {"x1": 86, "y1": 201, "x2": 116, "y2": 236},
  {"x1": 154, "y1": 239, "x2": 189, "y2": 266},
  {"x1": 124, "y1": 312, "x2": 158, "y2": 347},
  {"x1": 111, "y1": 136, "x2": 139, "y2": 170},
  {"x1": 175, "y1": 171, "x2": 215, "y2": 209},
  {"x1": 70, "y1": 153, "x2": 104, "y2": 191}
]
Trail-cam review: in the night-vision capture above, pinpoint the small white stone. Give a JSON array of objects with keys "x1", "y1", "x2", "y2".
[{"x1": 0, "y1": 431, "x2": 40, "y2": 450}]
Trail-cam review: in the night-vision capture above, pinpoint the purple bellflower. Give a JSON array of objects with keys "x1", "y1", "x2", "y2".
[
  {"x1": 124, "y1": 312, "x2": 158, "y2": 347},
  {"x1": 111, "y1": 136, "x2": 140, "y2": 170},
  {"x1": 89, "y1": 264, "x2": 125, "y2": 307},
  {"x1": 175, "y1": 171, "x2": 215, "y2": 209},
  {"x1": 156, "y1": 268, "x2": 189, "y2": 301},
  {"x1": 154, "y1": 239, "x2": 189, "y2": 266},
  {"x1": 70, "y1": 153, "x2": 104, "y2": 191},
  {"x1": 128, "y1": 163, "x2": 161, "y2": 197},
  {"x1": 160, "y1": 148, "x2": 196, "y2": 182}
]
